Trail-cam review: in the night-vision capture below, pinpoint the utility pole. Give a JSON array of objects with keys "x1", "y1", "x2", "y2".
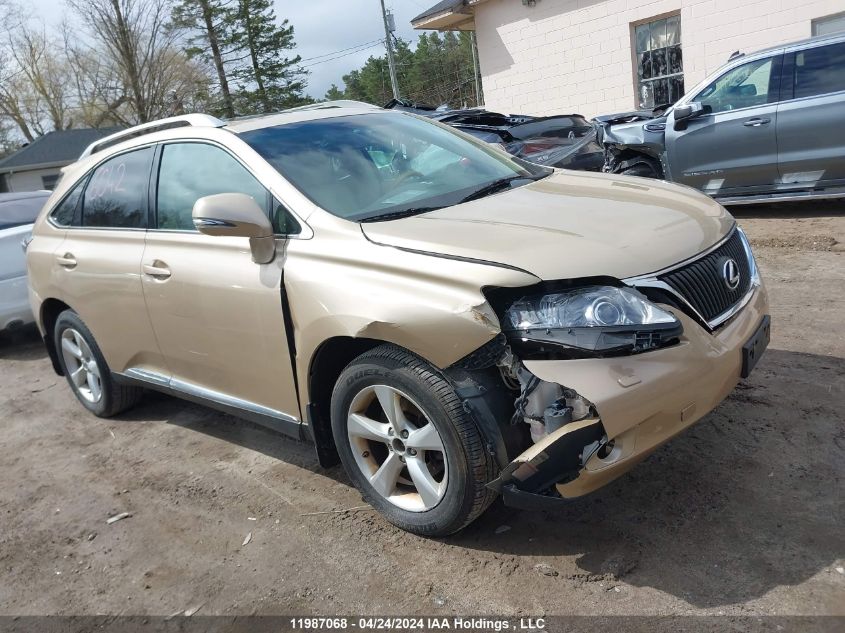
[
  {"x1": 470, "y1": 31, "x2": 483, "y2": 106},
  {"x1": 379, "y1": 0, "x2": 401, "y2": 99}
]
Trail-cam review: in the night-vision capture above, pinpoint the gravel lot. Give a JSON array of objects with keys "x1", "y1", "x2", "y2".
[{"x1": 0, "y1": 202, "x2": 842, "y2": 617}]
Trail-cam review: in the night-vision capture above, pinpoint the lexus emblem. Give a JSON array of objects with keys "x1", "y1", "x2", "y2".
[{"x1": 722, "y1": 258, "x2": 741, "y2": 290}]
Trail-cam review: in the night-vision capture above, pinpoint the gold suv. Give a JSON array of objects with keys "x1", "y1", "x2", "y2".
[{"x1": 26, "y1": 103, "x2": 770, "y2": 535}]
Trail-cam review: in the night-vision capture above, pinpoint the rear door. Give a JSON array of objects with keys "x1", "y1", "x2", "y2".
[
  {"x1": 664, "y1": 54, "x2": 782, "y2": 194},
  {"x1": 50, "y1": 146, "x2": 168, "y2": 376},
  {"x1": 777, "y1": 40, "x2": 845, "y2": 189}
]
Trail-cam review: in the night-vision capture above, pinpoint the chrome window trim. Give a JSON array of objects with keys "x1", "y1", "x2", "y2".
[
  {"x1": 46, "y1": 222, "x2": 147, "y2": 232},
  {"x1": 623, "y1": 225, "x2": 759, "y2": 331},
  {"x1": 46, "y1": 143, "x2": 157, "y2": 231},
  {"x1": 45, "y1": 135, "x2": 314, "y2": 240}
]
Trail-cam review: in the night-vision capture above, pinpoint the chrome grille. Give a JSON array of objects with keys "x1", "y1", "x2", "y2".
[{"x1": 658, "y1": 229, "x2": 751, "y2": 323}]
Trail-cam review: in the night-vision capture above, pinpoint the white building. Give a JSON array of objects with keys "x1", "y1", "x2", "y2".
[{"x1": 412, "y1": 0, "x2": 845, "y2": 117}]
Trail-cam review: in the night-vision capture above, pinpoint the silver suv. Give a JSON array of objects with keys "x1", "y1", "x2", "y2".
[{"x1": 598, "y1": 33, "x2": 845, "y2": 204}]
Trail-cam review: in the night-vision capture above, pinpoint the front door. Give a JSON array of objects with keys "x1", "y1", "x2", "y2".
[
  {"x1": 665, "y1": 55, "x2": 782, "y2": 195},
  {"x1": 141, "y1": 141, "x2": 300, "y2": 424}
]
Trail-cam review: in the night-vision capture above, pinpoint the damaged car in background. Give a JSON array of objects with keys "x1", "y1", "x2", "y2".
[
  {"x1": 596, "y1": 32, "x2": 845, "y2": 204},
  {"x1": 386, "y1": 99, "x2": 604, "y2": 171},
  {"x1": 27, "y1": 102, "x2": 769, "y2": 536}
]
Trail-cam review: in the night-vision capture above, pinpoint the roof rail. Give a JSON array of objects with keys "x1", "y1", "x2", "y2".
[
  {"x1": 282, "y1": 100, "x2": 381, "y2": 112},
  {"x1": 79, "y1": 114, "x2": 226, "y2": 159}
]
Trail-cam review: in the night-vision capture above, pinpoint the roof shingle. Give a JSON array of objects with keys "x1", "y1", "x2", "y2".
[
  {"x1": 412, "y1": 0, "x2": 465, "y2": 24},
  {"x1": 0, "y1": 127, "x2": 122, "y2": 172}
]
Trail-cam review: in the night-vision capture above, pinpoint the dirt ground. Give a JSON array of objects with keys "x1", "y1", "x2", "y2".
[{"x1": 0, "y1": 201, "x2": 842, "y2": 618}]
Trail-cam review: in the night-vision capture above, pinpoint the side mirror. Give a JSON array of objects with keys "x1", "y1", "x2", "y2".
[
  {"x1": 192, "y1": 193, "x2": 276, "y2": 264},
  {"x1": 673, "y1": 102, "x2": 707, "y2": 131}
]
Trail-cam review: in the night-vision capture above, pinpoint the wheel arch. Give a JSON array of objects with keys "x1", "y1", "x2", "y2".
[
  {"x1": 305, "y1": 335, "x2": 517, "y2": 472},
  {"x1": 306, "y1": 336, "x2": 387, "y2": 467},
  {"x1": 40, "y1": 298, "x2": 73, "y2": 375},
  {"x1": 609, "y1": 149, "x2": 664, "y2": 177}
]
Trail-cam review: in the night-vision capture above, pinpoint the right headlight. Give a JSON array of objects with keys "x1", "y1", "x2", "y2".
[{"x1": 502, "y1": 285, "x2": 682, "y2": 359}]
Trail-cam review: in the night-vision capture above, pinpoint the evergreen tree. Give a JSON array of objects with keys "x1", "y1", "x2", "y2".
[
  {"x1": 226, "y1": 0, "x2": 308, "y2": 113},
  {"x1": 324, "y1": 84, "x2": 345, "y2": 101},
  {"x1": 171, "y1": 0, "x2": 236, "y2": 118},
  {"x1": 329, "y1": 33, "x2": 477, "y2": 109}
]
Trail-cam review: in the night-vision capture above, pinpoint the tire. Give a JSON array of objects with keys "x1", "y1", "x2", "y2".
[
  {"x1": 620, "y1": 162, "x2": 660, "y2": 178},
  {"x1": 54, "y1": 310, "x2": 143, "y2": 417},
  {"x1": 331, "y1": 344, "x2": 497, "y2": 536}
]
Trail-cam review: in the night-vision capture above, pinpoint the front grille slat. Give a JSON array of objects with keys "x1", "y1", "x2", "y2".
[{"x1": 657, "y1": 229, "x2": 752, "y2": 324}]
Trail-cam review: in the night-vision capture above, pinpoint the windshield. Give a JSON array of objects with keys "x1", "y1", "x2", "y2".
[{"x1": 240, "y1": 112, "x2": 549, "y2": 222}]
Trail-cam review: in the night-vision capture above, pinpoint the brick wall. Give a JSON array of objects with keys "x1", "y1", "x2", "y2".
[{"x1": 474, "y1": 0, "x2": 845, "y2": 117}]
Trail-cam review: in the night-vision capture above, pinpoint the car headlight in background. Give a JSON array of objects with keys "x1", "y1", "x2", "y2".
[{"x1": 503, "y1": 286, "x2": 682, "y2": 359}]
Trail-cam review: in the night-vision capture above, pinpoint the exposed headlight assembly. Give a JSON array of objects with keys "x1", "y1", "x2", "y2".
[{"x1": 503, "y1": 285, "x2": 682, "y2": 359}]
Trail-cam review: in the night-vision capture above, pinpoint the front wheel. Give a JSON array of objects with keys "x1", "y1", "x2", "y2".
[{"x1": 331, "y1": 345, "x2": 497, "y2": 536}]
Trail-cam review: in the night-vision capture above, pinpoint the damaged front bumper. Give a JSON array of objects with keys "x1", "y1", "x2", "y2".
[{"x1": 491, "y1": 284, "x2": 770, "y2": 508}]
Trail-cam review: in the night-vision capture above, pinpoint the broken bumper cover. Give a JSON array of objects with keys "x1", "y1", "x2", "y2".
[{"x1": 494, "y1": 284, "x2": 770, "y2": 507}]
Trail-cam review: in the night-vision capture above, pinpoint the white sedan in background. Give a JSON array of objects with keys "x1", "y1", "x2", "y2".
[{"x1": 0, "y1": 191, "x2": 50, "y2": 331}]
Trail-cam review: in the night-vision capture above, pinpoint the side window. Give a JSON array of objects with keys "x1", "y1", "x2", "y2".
[
  {"x1": 82, "y1": 147, "x2": 153, "y2": 228},
  {"x1": 50, "y1": 178, "x2": 87, "y2": 227},
  {"x1": 696, "y1": 57, "x2": 775, "y2": 114},
  {"x1": 793, "y1": 43, "x2": 845, "y2": 99},
  {"x1": 156, "y1": 143, "x2": 269, "y2": 231}
]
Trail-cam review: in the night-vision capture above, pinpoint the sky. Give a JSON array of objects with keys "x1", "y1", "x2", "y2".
[{"x1": 28, "y1": 0, "x2": 434, "y2": 100}]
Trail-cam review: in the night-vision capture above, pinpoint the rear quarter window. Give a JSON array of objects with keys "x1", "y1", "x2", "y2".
[{"x1": 50, "y1": 180, "x2": 86, "y2": 227}]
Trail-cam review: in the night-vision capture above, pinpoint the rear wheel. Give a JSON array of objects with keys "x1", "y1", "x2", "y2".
[
  {"x1": 54, "y1": 310, "x2": 143, "y2": 417},
  {"x1": 331, "y1": 345, "x2": 497, "y2": 536}
]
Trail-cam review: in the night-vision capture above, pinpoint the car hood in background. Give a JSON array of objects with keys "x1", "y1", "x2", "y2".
[{"x1": 361, "y1": 171, "x2": 733, "y2": 281}]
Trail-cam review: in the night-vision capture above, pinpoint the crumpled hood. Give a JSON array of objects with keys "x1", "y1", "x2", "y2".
[{"x1": 361, "y1": 170, "x2": 734, "y2": 280}]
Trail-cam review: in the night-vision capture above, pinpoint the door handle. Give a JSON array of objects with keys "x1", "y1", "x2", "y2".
[
  {"x1": 56, "y1": 253, "x2": 77, "y2": 269},
  {"x1": 143, "y1": 261, "x2": 171, "y2": 280},
  {"x1": 743, "y1": 118, "x2": 771, "y2": 127}
]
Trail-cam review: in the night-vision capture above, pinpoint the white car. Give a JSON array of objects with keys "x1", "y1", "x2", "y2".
[{"x1": 0, "y1": 191, "x2": 50, "y2": 331}]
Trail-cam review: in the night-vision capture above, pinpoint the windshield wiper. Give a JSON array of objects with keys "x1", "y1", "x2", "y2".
[
  {"x1": 358, "y1": 206, "x2": 444, "y2": 223},
  {"x1": 459, "y1": 174, "x2": 541, "y2": 204}
]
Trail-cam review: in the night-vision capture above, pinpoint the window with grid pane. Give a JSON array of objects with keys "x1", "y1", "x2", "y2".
[{"x1": 634, "y1": 15, "x2": 684, "y2": 109}]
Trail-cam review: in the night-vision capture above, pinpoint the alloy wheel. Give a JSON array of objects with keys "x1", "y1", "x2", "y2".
[
  {"x1": 60, "y1": 328, "x2": 103, "y2": 404},
  {"x1": 347, "y1": 384, "x2": 448, "y2": 512}
]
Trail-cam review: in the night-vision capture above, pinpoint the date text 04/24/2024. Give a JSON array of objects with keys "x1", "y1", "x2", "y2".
[{"x1": 289, "y1": 617, "x2": 547, "y2": 631}]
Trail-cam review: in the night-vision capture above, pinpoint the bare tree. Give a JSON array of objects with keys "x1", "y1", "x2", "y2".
[
  {"x1": 66, "y1": 0, "x2": 208, "y2": 124},
  {"x1": 61, "y1": 22, "x2": 133, "y2": 128},
  {"x1": 7, "y1": 26, "x2": 73, "y2": 131},
  {"x1": 0, "y1": 0, "x2": 36, "y2": 140}
]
